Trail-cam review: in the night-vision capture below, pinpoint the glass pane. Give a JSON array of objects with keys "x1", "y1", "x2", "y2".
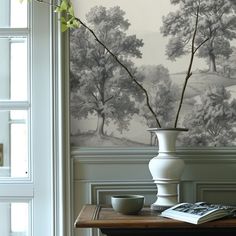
[
  {"x1": 10, "y1": 110, "x2": 27, "y2": 120},
  {"x1": 0, "y1": 201, "x2": 29, "y2": 236},
  {"x1": 11, "y1": 39, "x2": 28, "y2": 100},
  {"x1": 11, "y1": 123, "x2": 28, "y2": 177},
  {"x1": 0, "y1": 0, "x2": 27, "y2": 28},
  {"x1": 0, "y1": 110, "x2": 29, "y2": 178},
  {"x1": 0, "y1": 38, "x2": 28, "y2": 101},
  {"x1": 11, "y1": 0, "x2": 28, "y2": 28}
]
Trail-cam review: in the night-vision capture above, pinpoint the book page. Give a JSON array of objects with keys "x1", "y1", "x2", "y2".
[{"x1": 161, "y1": 202, "x2": 236, "y2": 224}]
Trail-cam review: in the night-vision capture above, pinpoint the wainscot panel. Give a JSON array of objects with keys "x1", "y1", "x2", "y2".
[{"x1": 72, "y1": 147, "x2": 236, "y2": 236}]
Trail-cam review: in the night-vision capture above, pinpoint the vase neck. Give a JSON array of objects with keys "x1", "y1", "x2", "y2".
[{"x1": 155, "y1": 130, "x2": 182, "y2": 153}]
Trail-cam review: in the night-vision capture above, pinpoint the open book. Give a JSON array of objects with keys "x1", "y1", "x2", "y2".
[{"x1": 161, "y1": 202, "x2": 236, "y2": 224}]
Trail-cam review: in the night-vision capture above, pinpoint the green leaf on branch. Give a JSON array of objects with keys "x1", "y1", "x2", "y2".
[
  {"x1": 60, "y1": 15, "x2": 79, "y2": 32},
  {"x1": 23, "y1": 0, "x2": 80, "y2": 31},
  {"x1": 55, "y1": 0, "x2": 80, "y2": 31},
  {"x1": 54, "y1": 6, "x2": 61, "y2": 13},
  {"x1": 72, "y1": 19, "x2": 79, "y2": 28},
  {"x1": 61, "y1": 24, "x2": 68, "y2": 32},
  {"x1": 68, "y1": 6, "x2": 75, "y2": 16},
  {"x1": 54, "y1": 0, "x2": 68, "y2": 13},
  {"x1": 60, "y1": 0, "x2": 68, "y2": 11},
  {"x1": 60, "y1": 16, "x2": 68, "y2": 32}
]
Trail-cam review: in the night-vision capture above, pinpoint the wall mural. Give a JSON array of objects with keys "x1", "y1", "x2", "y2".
[{"x1": 70, "y1": 0, "x2": 236, "y2": 147}]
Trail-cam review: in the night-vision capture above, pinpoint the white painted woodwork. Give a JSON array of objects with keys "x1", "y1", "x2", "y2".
[{"x1": 71, "y1": 147, "x2": 236, "y2": 236}]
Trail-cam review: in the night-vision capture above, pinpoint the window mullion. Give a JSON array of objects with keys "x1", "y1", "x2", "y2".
[
  {"x1": 0, "y1": 28, "x2": 30, "y2": 38},
  {"x1": 0, "y1": 183, "x2": 34, "y2": 196},
  {"x1": 0, "y1": 101, "x2": 30, "y2": 110}
]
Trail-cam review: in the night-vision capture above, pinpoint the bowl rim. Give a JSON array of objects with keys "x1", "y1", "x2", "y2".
[{"x1": 111, "y1": 194, "x2": 144, "y2": 199}]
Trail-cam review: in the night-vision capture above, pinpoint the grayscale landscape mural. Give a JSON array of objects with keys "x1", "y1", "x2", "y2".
[{"x1": 70, "y1": 0, "x2": 236, "y2": 147}]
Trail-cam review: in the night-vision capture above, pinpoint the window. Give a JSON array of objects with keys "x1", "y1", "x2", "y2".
[
  {"x1": 0, "y1": 0, "x2": 29, "y2": 179},
  {"x1": 0, "y1": 1, "x2": 59, "y2": 236}
]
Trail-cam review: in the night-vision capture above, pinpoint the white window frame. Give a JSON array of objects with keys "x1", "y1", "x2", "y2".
[{"x1": 0, "y1": 1, "x2": 72, "y2": 236}]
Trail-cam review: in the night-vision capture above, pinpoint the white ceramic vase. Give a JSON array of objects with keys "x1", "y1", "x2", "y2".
[{"x1": 148, "y1": 128, "x2": 188, "y2": 211}]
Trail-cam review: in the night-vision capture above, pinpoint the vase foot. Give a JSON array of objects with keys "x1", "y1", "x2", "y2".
[{"x1": 150, "y1": 204, "x2": 170, "y2": 212}]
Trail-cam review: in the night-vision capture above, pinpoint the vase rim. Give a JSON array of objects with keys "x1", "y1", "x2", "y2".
[{"x1": 147, "y1": 127, "x2": 188, "y2": 132}]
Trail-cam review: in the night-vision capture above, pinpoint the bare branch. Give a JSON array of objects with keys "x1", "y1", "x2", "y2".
[
  {"x1": 174, "y1": 5, "x2": 209, "y2": 127},
  {"x1": 194, "y1": 37, "x2": 210, "y2": 54},
  {"x1": 91, "y1": 92, "x2": 99, "y2": 102},
  {"x1": 104, "y1": 96, "x2": 114, "y2": 103},
  {"x1": 76, "y1": 17, "x2": 162, "y2": 128}
]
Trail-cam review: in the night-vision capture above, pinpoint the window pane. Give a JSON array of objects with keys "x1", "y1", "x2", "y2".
[
  {"x1": 11, "y1": 202, "x2": 29, "y2": 234},
  {"x1": 0, "y1": 0, "x2": 27, "y2": 28},
  {"x1": 10, "y1": 110, "x2": 27, "y2": 120},
  {"x1": 0, "y1": 38, "x2": 28, "y2": 101},
  {"x1": 0, "y1": 201, "x2": 29, "y2": 236},
  {"x1": 11, "y1": 38, "x2": 28, "y2": 100},
  {"x1": 11, "y1": 123, "x2": 28, "y2": 178},
  {"x1": 0, "y1": 110, "x2": 29, "y2": 178},
  {"x1": 11, "y1": 0, "x2": 28, "y2": 28}
]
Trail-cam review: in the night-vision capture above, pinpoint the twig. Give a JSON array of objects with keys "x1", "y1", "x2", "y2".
[
  {"x1": 174, "y1": 6, "x2": 209, "y2": 128},
  {"x1": 77, "y1": 18, "x2": 161, "y2": 128}
]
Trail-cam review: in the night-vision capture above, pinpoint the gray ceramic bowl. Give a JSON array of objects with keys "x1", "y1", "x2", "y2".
[{"x1": 111, "y1": 195, "x2": 144, "y2": 215}]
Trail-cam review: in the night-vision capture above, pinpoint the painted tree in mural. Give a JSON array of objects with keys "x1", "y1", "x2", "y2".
[
  {"x1": 70, "y1": 6, "x2": 144, "y2": 136},
  {"x1": 182, "y1": 85, "x2": 236, "y2": 146},
  {"x1": 136, "y1": 65, "x2": 177, "y2": 145},
  {"x1": 161, "y1": 0, "x2": 236, "y2": 72},
  {"x1": 217, "y1": 46, "x2": 236, "y2": 78},
  {"x1": 136, "y1": 65, "x2": 176, "y2": 128}
]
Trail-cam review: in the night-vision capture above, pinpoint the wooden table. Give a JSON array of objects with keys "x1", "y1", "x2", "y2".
[{"x1": 74, "y1": 204, "x2": 236, "y2": 236}]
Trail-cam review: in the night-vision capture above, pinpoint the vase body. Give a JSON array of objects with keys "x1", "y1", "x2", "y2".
[{"x1": 148, "y1": 128, "x2": 188, "y2": 211}]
